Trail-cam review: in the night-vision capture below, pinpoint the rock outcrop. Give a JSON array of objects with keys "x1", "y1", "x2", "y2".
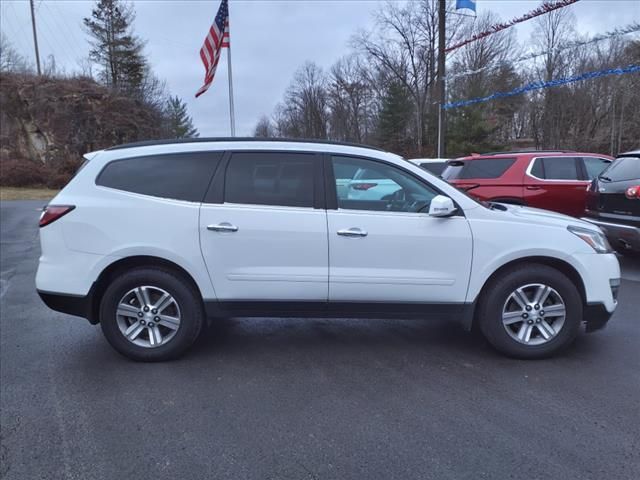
[{"x1": 0, "y1": 72, "x2": 166, "y2": 187}]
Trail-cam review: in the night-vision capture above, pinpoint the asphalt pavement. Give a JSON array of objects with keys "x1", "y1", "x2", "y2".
[{"x1": 1, "y1": 200, "x2": 639, "y2": 480}]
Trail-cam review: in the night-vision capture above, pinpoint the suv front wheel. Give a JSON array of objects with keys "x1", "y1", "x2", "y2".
[
  {"x1": 478, "y1": 264, "x2": 582, "y2": 359},
  {"x1": 99, "y1": 267, "x2": 204, "y2": 361}
]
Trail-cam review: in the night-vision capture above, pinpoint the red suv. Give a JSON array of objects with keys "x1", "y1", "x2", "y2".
[{"x1": 441, "y1": 151, "x2": 613, "y2": 217}]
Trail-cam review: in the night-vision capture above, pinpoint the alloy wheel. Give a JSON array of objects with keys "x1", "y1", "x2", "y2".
[
  {"x1": 501, "y1": 283, "x2": 566, "y2": 346},
  {"x1": 115, "y1": 286, "x2": 181, "y2": 348}
]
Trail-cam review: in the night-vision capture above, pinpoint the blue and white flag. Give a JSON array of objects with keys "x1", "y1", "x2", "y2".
[{"x1": 456, "y1": 0, "x2": 476, "y2": 13}]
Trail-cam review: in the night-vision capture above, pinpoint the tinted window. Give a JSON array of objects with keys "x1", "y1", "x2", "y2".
[
  {"x1": 421, "y1": 162, "x2": 447, "y2": 176},
  {"x1": 332, "y1": 156, "x2": 438, "y2": 213},
  {"x1": 582, "y1": 157, "x2": 611, "y2": 179},
  {"x1": 602, "y1": 157, "x2": 640, "y2": 182},
  {"x1": 442, "y1": 158, "x2": 515, "y2": 180},
  {"x1": 530, "y1": 158, "x2": 544, "y2": 178},
  {"x1": 97, "y1": 152, "x2": 221, "y2": 202},
  {"x1": 224, "y1": 152, "x2": 315, "y2": 207},
  {"x1": 354, "y1": 168, "x2": 388, "y2": 180},
  {"x1": 540, "y1": 157, "x2": 579, "y2": 180}
]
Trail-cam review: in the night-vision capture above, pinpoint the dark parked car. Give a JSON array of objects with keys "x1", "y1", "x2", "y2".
[
  {"x1": 442, "y1": 151, "x2": 613, "y2": 217},
  {"x1": 582, "y1": 150, "x2": 640, "y2": 255},
  {"x1": 408, "y1": 158, "x2": 449, "y2": 176}
]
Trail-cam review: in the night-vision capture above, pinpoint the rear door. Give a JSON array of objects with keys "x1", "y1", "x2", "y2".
[
  {"x1": 524, "y1": 156, "x2": 587, "y2": 217},
  {"x1": 199, "y1": 151, "x2": 328, "y2": 303},
  {"x1": 326, "y1": 155, "x2": 472, "y2": 311}
]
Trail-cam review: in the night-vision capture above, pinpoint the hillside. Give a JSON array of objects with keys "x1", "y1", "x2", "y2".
[{"x1": 0, "y1": 73, "x2": 167, "y2": 187}]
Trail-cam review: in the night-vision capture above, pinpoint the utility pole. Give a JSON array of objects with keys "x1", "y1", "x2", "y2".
[
  {"x1": 437, "y1": 0, "x2": 446, "y2": 158},
  {"x1": 29, "y1": 0, "x2": 42, "y2": 75}
]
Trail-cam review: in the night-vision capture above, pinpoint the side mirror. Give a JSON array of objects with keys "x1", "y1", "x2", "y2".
[{"x1": 428, "y1": 195, "x2": 457, "y2": 217}]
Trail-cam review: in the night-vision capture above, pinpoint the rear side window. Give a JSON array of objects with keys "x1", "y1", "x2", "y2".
[
  {"x1": 224, "y1": 152, "x2": 315, "y2": 208},
  {"x1": 603, "y1": 157, "x2": 640, "y2": 182},
  {"x1": 582, "y1": 157, "x2": 611, "y2": 179},
  {"x1": 96, "y1": 152, "x2": 222, "y2": 202},
  {"x1": 442, "y1": 158, "x2": 515, "y2": 180},
  {"x1": 530, "y1": 157, "x2": 579, "y2": 180}
]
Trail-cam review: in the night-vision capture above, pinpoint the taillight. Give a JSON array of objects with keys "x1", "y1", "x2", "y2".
[
  {"x1": 352, "y1": 182, "x2": 378, "y2": 190},
  {"x1": 625, "y1": 186, "x2": 640, "y2": 200},
  {"x1": 39, "y1": 205, "x2": 75, "y2": 227}
]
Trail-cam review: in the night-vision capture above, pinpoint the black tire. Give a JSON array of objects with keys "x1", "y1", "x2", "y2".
[
  {"x1": 477, "y1": 264, "x2": 582, "y2": 359},
  {"x1": 99, "y1": 267, "x2": 204, "y2": 361}
]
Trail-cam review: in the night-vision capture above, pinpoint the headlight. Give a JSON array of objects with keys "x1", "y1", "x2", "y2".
[{"x1": 567, "y1": 225, "x2": 613, "y2": 253}]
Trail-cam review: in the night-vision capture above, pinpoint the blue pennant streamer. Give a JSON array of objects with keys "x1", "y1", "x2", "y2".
[{"x1": 444, "y1": 64, "x2": 640, "y2": 110}]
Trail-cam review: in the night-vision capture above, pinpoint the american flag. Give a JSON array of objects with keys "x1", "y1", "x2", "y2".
[{"x1": 195, "y1": 0, "x2": 230, "y2": 98}]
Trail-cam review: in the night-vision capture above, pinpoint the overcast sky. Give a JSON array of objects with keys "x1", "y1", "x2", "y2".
[{"x1": 2, "y1": 0, "x2": 638, "y2": 136}]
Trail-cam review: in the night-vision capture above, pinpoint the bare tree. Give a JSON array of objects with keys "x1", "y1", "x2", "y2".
[
  {"x1": 254, "y1": 115, "x2": 276, "y2": 138},
  {"x1": 327, "y1": 55, "x2": 374, "y2": 142},
  {"x1": 259, "y1": 2, "x2": 639, "y2": 156},
  {"x1": 276, "y1": 62, "x2": 329, "y2": 139},
  {"x1": 530, "y1": 7, "x2": 576, "y2": 148},
  {"x1": 0, "y1": 33, "x2": 31, "y2": 73},
  {"x1": 354, "y1": 0, "x2": 462, "y2": 153}
]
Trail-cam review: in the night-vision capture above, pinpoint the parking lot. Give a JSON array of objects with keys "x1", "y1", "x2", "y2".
[{"x1": 1, "y1": 199, "x2": 639, "y2": 480}]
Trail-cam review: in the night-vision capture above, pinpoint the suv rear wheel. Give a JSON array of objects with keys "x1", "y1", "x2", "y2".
[
  {"x1": 99, "y1": 267, "x2": 204, "y2": 361},
  {"x1": 477, "y1": 264, "x2": 582, "y2": 359}
]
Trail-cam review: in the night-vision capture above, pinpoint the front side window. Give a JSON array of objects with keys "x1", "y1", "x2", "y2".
[
  {"x1": 96, "y1": 152, "x2": 221, "y2": 202},
  {"x1": 582, "y1": 157, "x2": 611, "y2": 180},
  {"x1": 224, "y1": 152, "x2": 315, "y2": 208},
  {"x1": 441, "y1": 158, "x2": 516, "y2": 180},
  {"x1": 332, "y1": 156, "x2": 438, "y2": 213},
  {"x1": 532, "y1": 157, "x2": 579, "y2": 180}
]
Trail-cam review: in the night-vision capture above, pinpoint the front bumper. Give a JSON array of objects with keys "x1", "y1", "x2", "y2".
[
  {"x1": 581, "y1": 216, "x2": 640, "y2": 253},
  {"x1": 584, "y1": 302, "x2": 615, "y2": 332}
]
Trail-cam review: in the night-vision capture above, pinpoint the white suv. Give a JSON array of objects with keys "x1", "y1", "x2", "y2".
[{"x1": 36, "y1": 139, "x2": 620, "y2": 361}]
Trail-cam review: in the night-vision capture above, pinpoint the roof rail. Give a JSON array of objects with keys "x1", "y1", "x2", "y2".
[
  {"x1": 106, "y1": 137, "x2": 387, "y2": 152},
  {"x1": 478, "y1": 149, "x2": 577, "y2": 156}
]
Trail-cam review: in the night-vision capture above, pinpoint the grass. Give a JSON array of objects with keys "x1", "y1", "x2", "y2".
[{"x1": 0, "y1": 187, "x2": 60, "y2": 201}]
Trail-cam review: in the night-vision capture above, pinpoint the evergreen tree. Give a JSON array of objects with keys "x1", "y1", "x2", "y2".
[
  {"x1": 83, "y1": 0, "x2": 146, "y2": 92},
  {"x1": 376, "y1": 82, "x2": 413, "y2": 154},
  {"x1": 165, "y1": 96, "x2": 199, "y2": 138}
]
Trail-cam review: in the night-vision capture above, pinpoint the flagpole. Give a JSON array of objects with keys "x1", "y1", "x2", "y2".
[{"x1": 227, "y1": 3, "x2": 236, "y2": 137}]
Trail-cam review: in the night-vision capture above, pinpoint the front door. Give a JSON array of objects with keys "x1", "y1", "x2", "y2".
[
  {"x1": 327, "y1": 155, "x2": 473, "y2": 310},
  {"x1": 199, "y1": 151, "x2": 328, "y2": 304}
]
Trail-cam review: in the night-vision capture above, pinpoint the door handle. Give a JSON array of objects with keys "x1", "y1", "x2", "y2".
[
  {"x1": 337, "y1": 227, "x2": 368, "y2": 237},
  {"x1": 207, "y1": 222, "x2": 238, "y2": 232},
  {"x1": 526, "y1": 186, "x2": 542, "y2": 191}
]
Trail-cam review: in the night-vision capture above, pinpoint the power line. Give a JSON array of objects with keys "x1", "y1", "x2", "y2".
[
  {"x1": 449, "y1": 22, "x2": 640, "y2": 80},
  {"x1": 41, "y1": 1, "x2": 86, "y2": 68},
  {"x1": 38, "y1": 2, "x2": 84, "y2": 73},
  {"x1": 43, "y1": 1, "x2": 87, "y2": 55},
  {"x1": 3, "y1": 1, "x2": 36, "y2": 60}
]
